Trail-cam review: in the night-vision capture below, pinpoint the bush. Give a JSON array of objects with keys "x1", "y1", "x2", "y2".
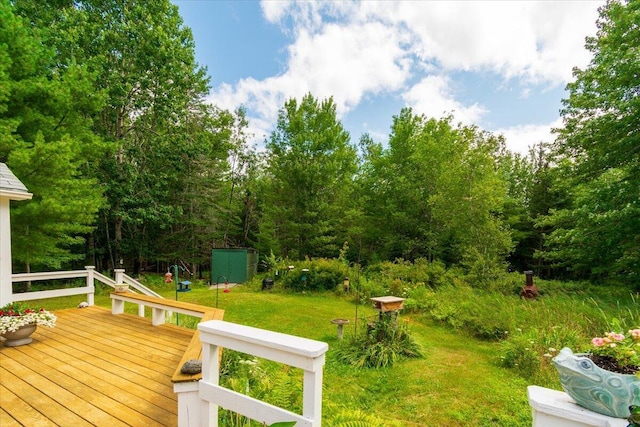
[
  {"x1": 403, "y1": 286, "x2": 438, "y2": 313},
  {"x1": 279, "y1": 258, "x2": 347, "y2": 292},
  {"x1": 365, "y1": 258, "x2": 449, "y2": 289},
  {"x1": 347, "y1": 275, "x2": 385, "y2": 303},
  {"x1": 499, "y1": 326, "x2": 582, "y2": 385},
  {"x1": 334, "y1": 315, "x2": 423, "y2": 369}
]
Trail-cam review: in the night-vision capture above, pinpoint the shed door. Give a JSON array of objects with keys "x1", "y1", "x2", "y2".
[{"x1": 212, "y1": 250, "x2": 247, "y2": 283}]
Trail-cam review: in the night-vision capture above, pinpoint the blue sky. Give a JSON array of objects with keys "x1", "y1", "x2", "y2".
[{"x1": 172, "y1": 1, "x2": 603, "y2": 154}]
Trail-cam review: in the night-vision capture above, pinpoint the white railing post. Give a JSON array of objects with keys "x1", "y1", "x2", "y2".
[
  {"x1": 113, "y1": 268, "x2": 144, "y2": 316},
  {"x1": 0, "y1": 197, "x2": 13, "y2": 307},
  {"x1": 195, "y1": 320, "x2": 328, "y2": 427},
  {"x1": 0, "y1": 164, "x2": 32, "y2": 307},
  {"x1": 303, "y1": 365, "x2": 324, "y2": 422},
  {"x1": 201, "y1": 338, "x2": 220, "y2": 427},
  {"x1": 85, "y1": 266, "x2": 95, "y2": 306},
  {"x1": 114, "y1": 268, "x2": 125, "y2": 285}
]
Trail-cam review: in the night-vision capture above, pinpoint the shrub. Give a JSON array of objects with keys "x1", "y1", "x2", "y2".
[
  {"x1": 499, "y1": 326, "x2": 582, "y2": 385},
  {"x1": 413, "y1": 284, "x2": 512, "y2": 339},
  {"x1": 280, "y1": 258, "x2": 346, "y2": 292},
  {"x1": 348, "y1": 275, "x2": 385, "y2": 303},
  {"x1": 365, "y1": 258, "x2": 449, "y2": 289},
  {"x1": 499, "y1": 330, "x2": 544, "y2": 380},
  {"x1": 334, "y1": 315, "x2": 423, "y2": 369},
  {"x1": 403, "y1": 286, "x2": 438, "y2": 313}
]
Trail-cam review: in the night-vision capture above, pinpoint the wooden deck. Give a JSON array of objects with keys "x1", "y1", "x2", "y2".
[{"x1": 0, "y1": 305, "x2": 195, "y2": 427}]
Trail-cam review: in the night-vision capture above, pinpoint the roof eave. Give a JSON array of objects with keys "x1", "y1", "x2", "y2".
[{"x1": 0, "y1": 190, "x2": 33, "y2": 200}]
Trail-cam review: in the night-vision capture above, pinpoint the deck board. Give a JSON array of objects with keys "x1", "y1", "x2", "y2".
[
  {"x1": 0, "y1": 305, "x2": 195, "y2": 426},
  {"x1": 0, "y1": 385, "x2": 58, "y2": 427}
]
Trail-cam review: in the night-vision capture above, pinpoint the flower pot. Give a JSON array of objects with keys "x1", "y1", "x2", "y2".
[
  {"x1": 553, "y1": 347, "x2": 640, "y2": 418},
  {"x1": 114, "y1": 284, "x2": 129, "y2": 293},
  {"x1": 1, "y1": 323, "x2": 37, "y2": 347}
]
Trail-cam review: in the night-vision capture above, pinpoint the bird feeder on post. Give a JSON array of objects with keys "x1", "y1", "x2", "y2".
[
  {"x1": 170, "y1": 264, "x2": 191, "y2": 325},
  {"x1": 0, "y1": 163, "x2": 32, "y2": 307}
]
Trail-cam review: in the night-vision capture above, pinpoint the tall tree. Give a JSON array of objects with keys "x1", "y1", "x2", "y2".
[
  {"x1": 357, "y1": 109, "x2": 442, "y2": 261},
  {"x1": 500, "y1": 144, "x2": 568, "y2": 276},
  {"x1": 1, "y1": 1, "x2": 104, "y2": 272},
  {"x1": 156, "y1": 106, "x2": 250, "y2": 273},
  {"x1": 545, "y1": 0, "x2": 640, "y2": 282},
  {"x1": 358, "y1": 109, "x2": 512, "y2": 279},
  {"x1": 262, "y1": 94, "x2": 358, "y2": 259},
  {"x1": 15, "y1": 0, "x2": 229, "y2": 270}
]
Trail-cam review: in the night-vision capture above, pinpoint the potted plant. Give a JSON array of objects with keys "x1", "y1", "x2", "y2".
[
  {"x1": 552, "y1": 327, "x2": 640, "y2": 418},
  {"x1": 0, "y1": 302, "x2": 57, "y2": 347}
]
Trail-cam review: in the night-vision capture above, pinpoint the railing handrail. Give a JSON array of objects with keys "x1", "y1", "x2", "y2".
[
  {"x1": 10, "y1": 267, "x2": 161, "y2": 306},
  {"x1": 121, "y1": 273, "x2": 162, "y2": 298},
  {"x1": 12, "y1": 270, "x2": 89, "y2": 282},
  {"x1": 11, "y1": 268, "x2": 94, "y2": 304},
  {"x1": 93, "y1": 270, "x2": 116, "y2": 287},
  {"x1": 10, "y1": 285, "x2": 94, "y2": 303}
]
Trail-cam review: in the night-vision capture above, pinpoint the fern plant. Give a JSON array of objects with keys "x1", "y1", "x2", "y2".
[
  {"x1": 323, "y1": 403, "x2": 401, "y2": 427},
  {"x1": 218, "y1": 351, "x2": 399, "y2": 426},
  {"x1": 219, "y1": 353, "x2": 303, "y2": 427}
]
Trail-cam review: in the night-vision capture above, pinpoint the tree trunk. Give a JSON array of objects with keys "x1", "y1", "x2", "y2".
[
  {"x1": 25, "y1": 262, "x2": 31, "y2": 292},
  {"x1": 114, "y1": 212, "x2": 122, "y2": 268}
]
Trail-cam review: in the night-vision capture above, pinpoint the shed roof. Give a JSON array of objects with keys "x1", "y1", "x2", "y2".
[{"x1": 0, "y1": 162, "x2": 32, "y2": 200}]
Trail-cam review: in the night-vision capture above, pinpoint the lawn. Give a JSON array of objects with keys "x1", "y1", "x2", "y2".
[{"x1": 76, "y1": 281, "x2": 534, "y2": 426}]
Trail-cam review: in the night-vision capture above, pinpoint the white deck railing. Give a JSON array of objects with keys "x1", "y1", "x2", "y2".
[
  {"x1": 11, "y1": 266, "x2": 160, "y2": 317},
  {"x1": 174, "y1": 320, "x2": 329, "y2": 427},
  {"x1": 10, "y1": 267, "x2": 329, "y2": 426}
]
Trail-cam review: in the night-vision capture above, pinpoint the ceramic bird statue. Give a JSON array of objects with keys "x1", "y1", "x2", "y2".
[{"x1": 552, "y1": 347, "x2": 640, "y2": 418}]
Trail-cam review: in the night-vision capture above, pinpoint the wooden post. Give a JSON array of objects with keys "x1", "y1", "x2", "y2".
[
  {"x1": 85, "y1": 266, "x2": 95, "y2": 306},
  {"x1": 0, "y1": 163, "x2": 32, "y2": 307},
  {"x1": 114, "y1": 268, "x2": 125, "y2": 285}
]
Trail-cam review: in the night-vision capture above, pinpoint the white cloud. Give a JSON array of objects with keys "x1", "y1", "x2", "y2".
[
  {"x1": 286, "y1": 22, "x2": 411, "y2": 114},
  {"x1": 208, "y1": 18, "x2": 413, "y2": 123},
  {"x1": 261, "y1": 1, "x2": 601, "y2": 83},
  {"x1": 206, "y1": 1, "x2": 603, "y2": 149},
  {"x1": 495, "y1": 118, "x2": 563, "y2": 155},
  {"x1": 260, "y1": 0, "x2": 292, "y2": 23},
  {"x1": 388, "y1": 1, "x2": 600, "y2": 84},
  {"x1": 403, "y1": 75, "x2": 487, "y2": 125}
]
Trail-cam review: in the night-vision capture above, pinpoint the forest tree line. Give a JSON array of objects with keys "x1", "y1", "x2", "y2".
[{"x1": 2, "y1": 0, "x2": 638, "y2": 285}]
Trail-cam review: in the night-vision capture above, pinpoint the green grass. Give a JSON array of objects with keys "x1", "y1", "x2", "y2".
[{"x1": 28, "y1": 280, "x2": 535, "y2": 426}]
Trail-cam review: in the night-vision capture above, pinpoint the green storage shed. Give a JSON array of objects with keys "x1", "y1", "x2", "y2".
[{"x1": 211, "y1": 248, "x2": 258, "y2": 284}]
